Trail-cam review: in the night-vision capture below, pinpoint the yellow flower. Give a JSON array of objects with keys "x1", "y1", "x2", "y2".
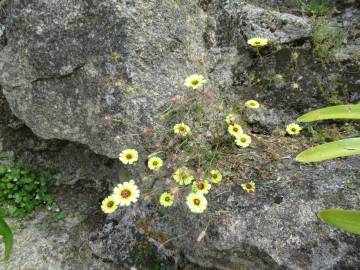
[
  {"x1": 247, "y1": 38, "x2": 269, "y2": 48},
  {"x1": 186, "y1": 192, "x2": 207, "y2": 213},
  {"x1": 228, "y1": 124, "x2": 243, "y2": 137},
  {"x1": 184, "y1": 74, "x2": 206, "y2": 90},
  {"x1": 226, "y1": 113, "x2": 236, "y2": 125},
  {"x1": 159, "y1": 192, "x2": 174, "y2": 207},
  {"x1": 119, "y1": 149, "x2": 138, "y2": 165},
  {"x1": 173, "y1": 167, "x2": 193, "y2": 186},
  {"x1": 286, "y1": 123, "x2": 302, "y2": 135},
  {"x1": 113, "y1": 180, "x2": 140, "y2": 206},
  {"x1": 148, "y1": 156, "x2": 163, "y2": 171},
  {"x1": 101, "y1": 195, "x2": 119, "y2": 214},
  {"x1": 192, "y1": 180, "x2": 211, "y2": 194},
  {"x1": 241, "y1": 181, "x2": 256, "y2": 193},
  {"x1": 210, "y1": 169, "x2": 222, "y2": 184},
  {"x1": 174, "y1": 123, "x2": 191, "y2": 137},
  {"x1": 245, "y1": 100, "x2": 260, "y2": 109},
  {"x1": 235, "y1": 134, "x2": 252, "y2": 148}
]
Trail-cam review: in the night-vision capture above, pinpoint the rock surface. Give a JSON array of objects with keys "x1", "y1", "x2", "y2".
[
  {"x1": 0, "y1": 0, "x2": 359, "y2": 270},
  {"x1": 0, "y1": 0, "x2": 314, "y2": 158},
  {"x1": 0, "y1": 185, "x2": 115, "y2": 270},
  {"x1": 89, "y1": 140, "x2": 360, "y2": 269}
]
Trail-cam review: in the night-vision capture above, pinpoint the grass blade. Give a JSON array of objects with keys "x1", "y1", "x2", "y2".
[
  {"x1": 297, "y1": 104, "x2": 360, "y2": 123},
  {"x1": 296, "y1": 137, "x2": 360, "y2": 162},
  {"x1": 318, "y1": 209, "x2": 360, "y2": 235},
  {"x1": 0, "y1": 216, "x2": 13, "y2": 260}
]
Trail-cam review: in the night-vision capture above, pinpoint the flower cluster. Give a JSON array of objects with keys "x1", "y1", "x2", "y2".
[
  {"x1": 101, "y1": 74, "x2": 263, "y2": 215},
  {"x1": 101, "y1": 180, "x2": 140, "y2": 214},
  {"x1": 226, "y1": 100, "x2": 259, "y2": 149}
]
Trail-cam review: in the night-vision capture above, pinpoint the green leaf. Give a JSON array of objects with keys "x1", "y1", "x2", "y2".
[
  {"x1": 0, "y1": 165, "x2": 6, "y2": 176},
  {"x1": 297, "y1": 104, "x2": 360, "y2": 122},
  {"x1": 296, "y1": 137, "x2": 360, "y2": 162},
  {"x1": 0, "y1": 216, "x2": 13, "y2": 260},
  {"x1": 318, "y1": 209, "x2": 360, "y2": 235}
]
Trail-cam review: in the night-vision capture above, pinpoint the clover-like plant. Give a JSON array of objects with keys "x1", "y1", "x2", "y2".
[{"x1": 0, "y1": 163, "x2": 53, "y2": 218}]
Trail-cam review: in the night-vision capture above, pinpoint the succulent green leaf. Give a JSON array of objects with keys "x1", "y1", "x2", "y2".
[
  {"x1": 318, "y1": 209, "x2": 360, "y2": 235},
  {"x1": 296, "y1": 137, "x2": 360, "y2": 162},
  {"x1": 297, "y1": 104, "x2": 360, "y2": 123},
  {"x1": 0, "y1": 216, "x2": 13, "y2": 260}
]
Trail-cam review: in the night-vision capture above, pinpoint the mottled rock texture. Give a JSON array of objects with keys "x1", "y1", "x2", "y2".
[
  {"x1": 0, "y1": 0, "x2": 315, "y2": 158},
  {"x1": 0, "y1": 0, "x2": 359, "y2": 269}
]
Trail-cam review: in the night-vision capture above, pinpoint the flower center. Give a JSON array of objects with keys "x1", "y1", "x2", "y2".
[
  {"x1": 121, "y1": 189, "x2": 131, "y2": 198},
  {"x1": 165, "y1": 196, "x2": 171, "y2": 202},
  {"x1": 126, "y1": 154, "x2": 133, "y2": 160},
  {"x1": 179, "y1": 170, "x2": 188, "y2": 180},
  {"x1": 250, "y1": 102, "x2": 255, "y2": 106},
  {"x1": 107, "y1": 201, "x2": 114, "y2": 208},
  {"x1": 233, "y1": 127, "x2": 238, "y2": 132},
  {"x1": 179, "y1": 126, "x2": 185, "y2": 132},
  {"x1": 193, "y1": 198, "x2": 201, "y2": 206},
  {"x1": 212, "y1": 174, "x2": 217, "y2": 179},
  {"x1": 241, "y1": 138, "x2": 246, "y2": 142},
  {"x1": 153, "y1": 161, "x2": 158, "y2": 166},
  {"x1": 291, "y1": 128, "x2": 296, "y2": 132},
  {"x1": 197, "y1": 183, "x2": 205, "y2": 190},
  {"x1": 246, "y1": 184, "x2": 252, "y2": 189},
  {"x1": 191, "y1": 80, "x2": 199, "y2": 86},
  {"x1": 255, "y1": 41, "x2": 261, "y2": 45}
]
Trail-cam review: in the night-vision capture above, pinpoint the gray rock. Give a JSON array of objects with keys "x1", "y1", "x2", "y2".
[
  {"x1": 0, "y1": 0, "x2": 359, "y2": 270},
  {"x1": 222, "y1": 2, "x2": 312, "y2": 44},
  {"x1": 0, "y1": 186, "x2": 115, "y2": 270},
  {"x1": 335, "y1": 45, "x2": 360, "y2": 61},
  {"x1": 90, "y1": 155, "x2": 360, "y2": 270},
  {"x1": 0, "y1": 0, "x2": 207, "y2": 158},
  {"x1": 0, "y1": 0, "x2": 313, "y2": 159}
]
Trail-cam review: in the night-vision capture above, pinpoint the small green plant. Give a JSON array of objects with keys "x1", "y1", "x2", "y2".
[
  {"x1": 0, "y1": 213, "x2": 13, "y2": 260},
  {"x1": 295, "y1": 104, "x2": 360, "y2": 235},
  {"x1": 296, "y1": 103, "x2": 360, "y2": 162},
  {"x1": 296, "y1": 138, "x2": 360, "y2": 162},
  {"x1": 313, "y1": 19, "x2": 346, "y2": 63},
  {"x1": 127, "y1": 242, "x2": 168, "y2": 270},
  {"x1": 296, "y1": 0, "x2": 331, "y2": 17},
  {"x1": 319, "y1": 209, "x2": 360, "y2": 235},
  {"x1": 0, "y1": 163, "x2": 53, "y2": 218},
  {"x1": 297, "y1": 104, "x2": 360, "y2": 122},
  {"x1": 101, "y1": 71, "x2": 266, "y2": 218},
  {"x1": 307, "y1": 1, "x2": 331, "y2": 16}
]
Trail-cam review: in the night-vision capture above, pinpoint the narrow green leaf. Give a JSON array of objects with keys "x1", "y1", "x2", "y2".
[
  {"x1": 296, "y1": 137, "x2": 360, "y2": 162},
  {"x1": 0, "y1": 216, "x2": 13, "y2": 260},
  {"x1": 318, "y1": 209, "x2": 360, "y2": 235},
  {"x1": 297, "y1": 104, "x2": 360, "y2": 122}
]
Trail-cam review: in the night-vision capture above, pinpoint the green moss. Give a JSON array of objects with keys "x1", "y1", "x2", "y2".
[
  {"x1": 127, "y1": 241, "x2": 168, "y2": 270},
  {"x1": 304, "y1": 0, "x2": 331, "y2": 17},
  {"x1": 315, "y1": 74, "x2": 350, "y2": 106},
  {"x1": 305, "y1": 123, "x2": 358, "y2": 144},
  {"x1": 313, "y1": 18, "x2": 346, "y2": 63}
]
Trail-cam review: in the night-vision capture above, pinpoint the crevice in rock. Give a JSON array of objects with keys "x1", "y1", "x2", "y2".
[
  {"x1": 0, "y1": 87, "x2": 119, "y2": 190},
  {"x1": 198, "y1": 0, "x2": 212, "y2": 12},
  {"x1": 30, "y1": 63, "x2": 86, "y2": 84}
]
